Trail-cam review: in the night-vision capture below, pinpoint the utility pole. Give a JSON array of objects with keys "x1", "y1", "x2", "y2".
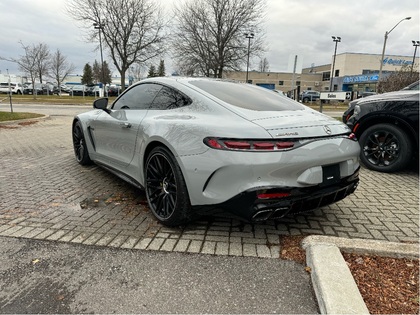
[{"x1": 7, "y1": 69, "x2": 13, "y2": 113}]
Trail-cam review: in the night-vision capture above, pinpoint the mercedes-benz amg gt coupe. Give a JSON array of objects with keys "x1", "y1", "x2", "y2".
[{"x1": 72, "y1": 77, "x2": 360, "y2": 226}]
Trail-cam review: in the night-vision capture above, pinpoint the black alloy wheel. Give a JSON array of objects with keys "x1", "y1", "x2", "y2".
[
  {"x1": 359, "y1": 123, "x2": 412, "y2": 173},
  {"x1": 145, "y1": 146, "x2": 192, "y2": 226},
  {"x1": 72, "y1": 121, "x2": 92, "y2": 165}
]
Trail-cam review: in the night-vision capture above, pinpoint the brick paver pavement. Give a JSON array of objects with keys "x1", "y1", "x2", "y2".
[{"x1": 0, "y1": 115, "x2": 418, "y2": 258}]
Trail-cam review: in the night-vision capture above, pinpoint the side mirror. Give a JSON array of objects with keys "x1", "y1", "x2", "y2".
[{"x1": 93, "y1": 98, "x2": 109, "y2": 110}]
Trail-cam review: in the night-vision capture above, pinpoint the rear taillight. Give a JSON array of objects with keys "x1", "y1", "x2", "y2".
[
  {"x1": 224, "y1": 141, "x2": 251, "y2": 150},
  {"x1": 257, "y1": 192, "x2": 291, "y2": 199},
  {"x1": 204, "y1": 137, "x2": 295, "y2": 151}
]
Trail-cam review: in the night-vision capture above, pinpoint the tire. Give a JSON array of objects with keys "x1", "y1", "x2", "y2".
[
  {"x1": 359, "y1": 123, "x2": 412, "y2": 172},
  {"x1": 145, "y1": 146, "x2": 192, "y2": 226},
  {"x1": 303, "y1": 97, "x2": 309, "y2": 102},
  {"x1": 72, "y1": 121, "x2": 92, "y2": 165}
]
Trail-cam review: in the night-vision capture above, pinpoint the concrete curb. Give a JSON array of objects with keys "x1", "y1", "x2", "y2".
[
  {"x1": 302, "y1": 236, "x2": 419, "y2": 314},
  {"x1": 303, "y1": 235, "x2": 419, "y2": 259}
]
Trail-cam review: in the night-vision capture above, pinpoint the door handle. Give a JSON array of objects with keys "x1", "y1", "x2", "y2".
[{"x1": 119, "y1": 122, "x2": 132, "y2": 129}]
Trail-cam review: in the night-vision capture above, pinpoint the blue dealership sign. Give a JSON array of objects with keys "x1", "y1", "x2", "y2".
[
  {"x1": 343, "y1": 75, "x2": 379, "y2": 84},
  {"x1": 382, "y1": 57, "x2": 412, "y2": 66}
]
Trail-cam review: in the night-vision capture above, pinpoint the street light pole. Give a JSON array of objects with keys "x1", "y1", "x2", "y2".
[
  {"x1": 378, "y1": 17, "x2": 411, "y2": 83},
  {"x1": 329, "y1": 36, "x2": 341, "y2": 92},
  {"x1": 411, "y1": 40, "x2": 420, "y2": 73},
  {"x1": 6, "y1": 68, "x2": 13, "y2": 113},
  {"x1": 93, "y1": 22, "x2": 105, "y2": 96},
  {"x1": 244, "y1": 32, "x2": 254, "y2": 83}
]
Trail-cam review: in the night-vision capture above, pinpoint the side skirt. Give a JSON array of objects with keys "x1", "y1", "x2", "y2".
[{"x1": 95, "y1": 161, "x2": 144, "y2": 191}]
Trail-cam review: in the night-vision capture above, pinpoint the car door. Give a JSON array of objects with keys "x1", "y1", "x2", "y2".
[{"x1": 90, "y1": 83, "x2": 162, "y2": 169}]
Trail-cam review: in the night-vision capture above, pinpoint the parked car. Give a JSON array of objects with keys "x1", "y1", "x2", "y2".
[
  {"x1": 107, "y1": 86, "x2": 121, "y2": 96},
  {"x1": 23, "y1": 83, "x2": 47, "y2": 95},
  {"x1": 345, "y1": 87, "x2": 419, "y2": 173},
  {"x1": 300, "y1": 90, "x2": 320, "y2": 102},
  {"x1": 44, "y1": 83, "x2": 55, "y2": 95},
  {"x1": 357, "y1": 91, "x2": 376, "y2": 98},
  {"x1": 69, "y1": 85, "x2": 87, "y2": 96},
  {"x1": 401, "y1": 80, "x2": 419, "y2": 91},
  {"x1": 73, "y1": 77, "x2": 360, "y2": 226},
  {"x1": 343, "y1": 81, "x2": 419, "y2": 123},
  {"x1": 52, "y1": 86, "x2": 61, "y2": 95},
  {"x1": 60, "y1": 85, "x2": 72, "y2": 94},
  {"x1": 0, "y1": 82, "x2": 23, "y2": 94},
  {"x1": 86, "y1": 86, "x2": 100, "y2": 97}
]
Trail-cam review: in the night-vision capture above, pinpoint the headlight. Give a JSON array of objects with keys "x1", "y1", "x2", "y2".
[{"x1": 354, "y1": 105, "x2": 361, "y2": 116}]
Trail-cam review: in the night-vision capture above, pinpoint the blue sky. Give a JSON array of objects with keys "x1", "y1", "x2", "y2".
[{"x1": 0, "y1": 0, "x2": 418, "y2": 77}]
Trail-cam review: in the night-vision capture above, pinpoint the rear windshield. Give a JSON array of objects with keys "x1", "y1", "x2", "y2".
[{"x1": 189, "y1": 80, "x2": 304, "y2": 111}]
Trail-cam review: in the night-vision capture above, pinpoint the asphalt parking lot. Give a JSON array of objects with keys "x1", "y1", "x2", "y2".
[{"x1": 0, "y1": 105, "x2": 418, "y2": 257}]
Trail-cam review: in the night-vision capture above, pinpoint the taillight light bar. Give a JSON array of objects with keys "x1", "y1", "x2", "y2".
[
  {"x1": 257, "y1": 192, "x2": 291, "y2": 199},
  {"x1": 204, "y1": 137, "x2": 295, "y2": 151}
]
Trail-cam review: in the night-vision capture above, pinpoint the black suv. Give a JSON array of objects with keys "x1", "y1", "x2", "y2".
[
  {"x1": 345, "y1": 88, "x2": 419, "y2": 172},
  {"x1": 343, "y1": 81, "x2": 419, "y2": 123}
]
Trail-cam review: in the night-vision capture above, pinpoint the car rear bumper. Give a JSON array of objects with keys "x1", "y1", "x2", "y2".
[
  {"x1": 211, "y1": 167, "x2": 360, "y2": 221},
  {"x1": 179, "y1": 136, "x2": 360, "y2": 206}
]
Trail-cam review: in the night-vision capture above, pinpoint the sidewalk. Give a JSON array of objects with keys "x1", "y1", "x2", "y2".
[{"x1": 0, "y1": 236, "x2": 319, "y2": 314}]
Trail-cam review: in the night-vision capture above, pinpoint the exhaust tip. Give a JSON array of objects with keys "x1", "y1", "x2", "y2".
[
  {"x1": 271, "y1": 207, "x2": 290, "y2": 219},
  {"x1": 252, "y1": 209, "x2": 273, "y2": 221}
]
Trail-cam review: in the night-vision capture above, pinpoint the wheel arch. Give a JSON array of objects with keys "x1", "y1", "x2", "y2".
[
  {"x1": 72, "y1": 117, "x2": 81, "y2": 129},
  {"x1": 142, "y1": 141, "x2": 180, "y2": 180},
  {"x1": 142, "y1": 140, "x2": 193, "y2": 195},
  {"x1": 143, "y1": 141, "x2": 174, "y2": 169}
]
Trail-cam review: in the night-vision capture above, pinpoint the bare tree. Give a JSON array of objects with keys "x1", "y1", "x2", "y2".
[
  {"x1": 35, "y1": 43, "x2": 50, "y2": 84},
  {"x1": 377, "y1": 65, "x2": 419, "y2": 93},
  {"x1": 1, "y1": 42, "x2": 51, "y2": 90},
  {"x1": 172, "y1": 0, "x2": 266, "y2": 78},
  {"x1": 66, "y1": 0, "x2": 166, "y2": 91},
  {"x1": 13, "y1": 42, "x2": 42, "y2": 99},
  {"x1": 259, "y1": 57, "x2": 269, "y2": 72},
  {"x1": 50, "y1": 49, "x2": 75, "y2": 93},
  {"x1": 130, "y1": 63, "x2": 144, "y2": 82}
]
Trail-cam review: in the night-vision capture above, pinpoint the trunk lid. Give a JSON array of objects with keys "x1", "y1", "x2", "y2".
[{"x1": 231, "y1": 107, "x2": 351, "y2": 138}]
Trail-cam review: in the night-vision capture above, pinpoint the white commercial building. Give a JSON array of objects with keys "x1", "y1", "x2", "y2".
[{"x1": 224, "y1": 52, "x2": 419, "y2": 97}]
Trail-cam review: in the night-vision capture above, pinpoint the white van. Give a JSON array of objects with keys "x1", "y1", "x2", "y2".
[{"x1": 0, "y1": 82, "x2": 23, "y2": 94}]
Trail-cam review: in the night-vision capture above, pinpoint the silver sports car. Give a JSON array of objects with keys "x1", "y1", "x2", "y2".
[{"x1": 72, "y1": 77, "x2": 360, "y2": 226}]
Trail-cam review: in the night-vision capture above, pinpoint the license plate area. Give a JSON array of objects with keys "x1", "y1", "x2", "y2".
[{"x1": 321, "y1": 164, "x2": 340, "y2": 186}]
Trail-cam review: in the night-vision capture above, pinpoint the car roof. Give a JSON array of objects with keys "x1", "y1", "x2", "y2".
[{"x1": 132, "y1": 76, "x2": 247, "y2": 92}]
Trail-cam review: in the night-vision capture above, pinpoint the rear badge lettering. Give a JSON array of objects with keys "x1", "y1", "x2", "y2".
[{"x1": 276, "y1": 132, "x2": 299, "y2": 137}]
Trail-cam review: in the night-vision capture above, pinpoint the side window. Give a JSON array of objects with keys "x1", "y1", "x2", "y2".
[
  {"x1": 112, "y1": 83, "x2": 162, "y2": 110},
  {"x1": 150, "y1": 86, "x2": 191, "y2": 110}
]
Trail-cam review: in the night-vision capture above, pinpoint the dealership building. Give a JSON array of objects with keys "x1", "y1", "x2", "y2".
[{"x1": 224, "y1": 52, "x2": 419, "y2": 97}]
